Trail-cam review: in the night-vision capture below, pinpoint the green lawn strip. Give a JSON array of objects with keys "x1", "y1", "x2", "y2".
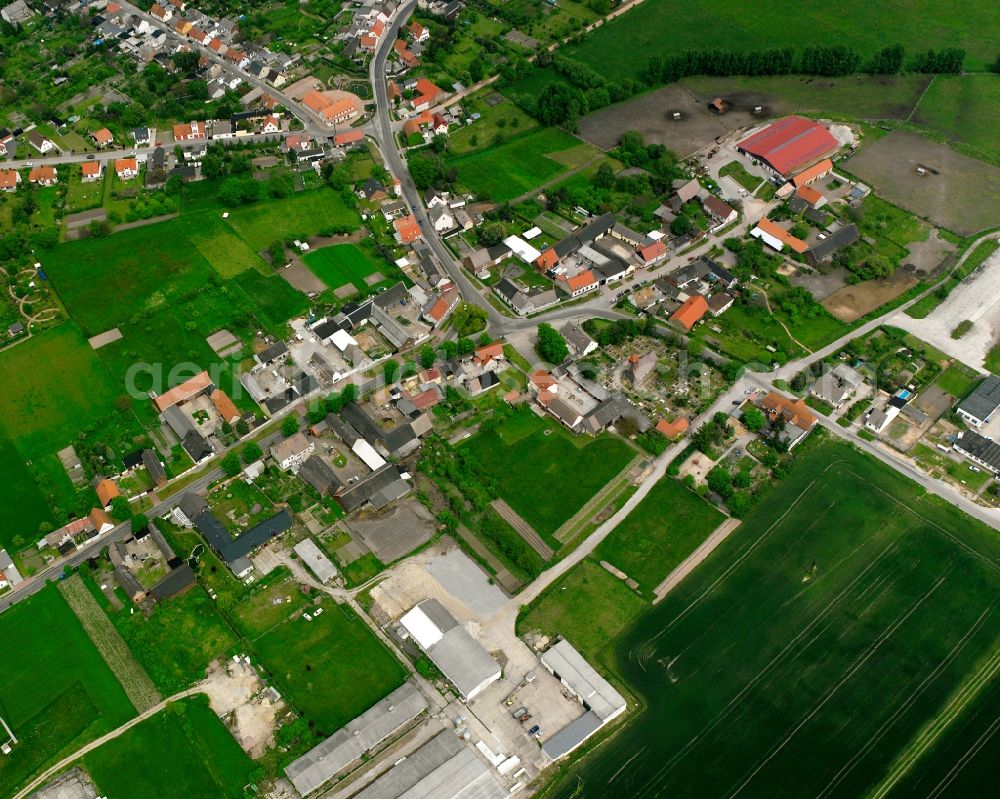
[
  {"x1": 911, "y1": 74, "x2": 1000, "y2": 166},
  {"x1": 718, "y1": 160, "x2": 761, "y2": 192},
  {"x1": 252, "y1": 597, "x2": 406, "y2": 736},
  {"x1": 0, "y1": 585, "x2": 136, "y2": 795},
  {"x1": 221, "y1": 188, "x2": 359, "y2": 252},
  {"x1": 931, "y1": 364, "x2": 978, "y2": 400},
  {"x1": 340, "y1": 553, "x2": 386, "y2": 587},
  {"x1": 912, "y1": 443, "x2": 992, "y2": 492},
  {"x1": 542, "y1": 436, "x2": 1000, "y2": 798},
  {"x1": 82, "y1": 696, "x2": 255, "y2": 799},
  {"x1": 58, "y1": 575, "x2": 161, "y2": 712},
  {"x1": 593, "y1": 475, "x2": 725, "y2": 595},
  {"x1": 447, "y1": 100, "x2": 540, "y2": 155},
  {"x1": 517, "y1": 559, "x2": 647, "y2": 664},
  {"x1": 0, "y1": 421, "x2": 55, "y2": 549},
  {"x1": 461, "y1": 408, "x2": 634, "y2": 539}
]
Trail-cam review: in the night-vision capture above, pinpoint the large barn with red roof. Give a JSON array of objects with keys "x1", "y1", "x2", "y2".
[{"x1": 736, "y1": 116, "x2": 839, "y2": 178}]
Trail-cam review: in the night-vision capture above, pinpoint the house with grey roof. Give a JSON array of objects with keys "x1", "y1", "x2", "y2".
[{"x1": 957, "y1": 375, "x2": 1000, "y2": 428}]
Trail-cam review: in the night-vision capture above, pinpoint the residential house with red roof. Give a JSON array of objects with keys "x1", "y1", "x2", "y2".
[
  {"x1": 0, "y1": 169, "x2": 20, "y2": 192},
  {"x1": 670, "y1": 294, "x2": 709, "y2": 332},
  {"x1": 422, "y1": 282, "x2": 459, "y2": 327},
  {"x1": 94, "y1": 478, "x2": 121, "y2": 509},
  {"x1": 655, "y1": 417, "x2": 689, "y2": 440},
  {"x1": 173, "y1": 121, "x2": 206, "y2": 141},
  {"x1": 791, "y1": 158, "x2": 833, "y2": 188},
  {"x1": 737, "y1": 116, "x2": 838, "y2": 178},
  {"x1": 751, "y1": 218, "x2": 808, "y2": 254},
  {"x1": 81, "y1": 160, "x2": 103, "y2": 182},
  {"x1": 474, "y1": 342, "x2": 505, "y2": 368},
  {"x1": 335, "y1": 129, "x2": 364, "y2": 147},
  {"x1": 261, "y1": 115, "x2": 281, "y2": 134},
  {"x1": 702, "y1": 195, "x2": 737, "y2": 230},
  {"x1": 637, "y1": 239, "x2": 667, "y2": 265},
  {"x1": 115, "y1": 158, "x2": 138, "y2": 180},
  {"x1": 535, "y1": 248, "x2": 559, "y2": 272},
  {"x1": 149, "y1": 2, "x2": 171, "y2": 20},
  {"x1": 89, "y1": 508, "x2": 115, "y2": 535},
  {"x1": 409, "y1": 20, "x2": 429, "y2": 41},
  {"x1": 91, "y1": 128, "x2": 114, "y2": 147},
  {"x1": 211, "y1": 389, "x2": 240, "y2": 425},
  {"x1": 394, "y1": 214, "x2": 422, "y2": 244},
  {"x1": 28, "y1": 165, "x2": 57, "y2": 186},
  {"x1": 794, "y1": 184, "x2": 826, "y2": 209},
  {"x1": 410, "y1": 78, "x2": 444, "y2": 111},
  {"x1": 558, "y1": 270, "x2": 598, "y2": 298}
]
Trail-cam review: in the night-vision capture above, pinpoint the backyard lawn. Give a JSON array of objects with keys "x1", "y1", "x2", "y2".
[
  {"x1": 461, "y1": 409, "x2": 634, "y2": 541},
  {"x1": 252, "y1": 597, "x2": 407, "y2": 737},
  {"x1": 0, "y1": 585, "x2": 135, "y2": 796},
  {"x1": 82, "y1": 697, "x2": 253, "y2": 799},
  {"x1": 446, "y1": 127, "x2": 596, "y2": 202},
  {"x1": 229, "y1": 569, "x2": 311, "y2": 640},
  {"x1": 594, "y1": 475, "x2": 725, "y2": 595}
]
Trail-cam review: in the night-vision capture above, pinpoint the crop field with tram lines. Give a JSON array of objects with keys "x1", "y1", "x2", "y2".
[{"x1": 541, "y1": 438, "x2": 1000, "y2": 799}]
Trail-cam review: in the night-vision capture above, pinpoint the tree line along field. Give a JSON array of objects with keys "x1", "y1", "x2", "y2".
[
  {"x1": 460, "y1": 408, "x2": 635, "y2": 542},
  {"x1": 543, "y1": 436, "x2": 1000, "y2": 799},
  {"x1": 559, "y1": 0, "x2": 1000, "y2": 83},
  {"x1": 0, "y1": 585, "x2": 136, "y2": 797}
]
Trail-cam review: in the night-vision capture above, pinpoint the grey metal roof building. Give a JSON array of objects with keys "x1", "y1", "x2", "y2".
[
  {"x1": 353, "y1": 730, "x2": 505, "y2": 799},
  {"x1": 807, "y1": 223, "x2": 859, "y2": 263},
  {"x1": 337, "y1": 464, "x2": 409, "y2": 513},
  {"x1": 401, "y1": 599, "x2": 500, "y2": 701},
  {"x1": 284, "y1": 682, "x2": 427, "y2": 795},
  {"x1": 540, "y1": 639, "x2": 626, "y2": 760},
  {"x1": 297, "y1": 455, "x2": 342, "y2": 495},
  {"x1": 957, "y1": 375, "x2": 1000, "y2": 427},
  {"x1": 954, "y1": 431, "x2": 1000, "y2": 475}
]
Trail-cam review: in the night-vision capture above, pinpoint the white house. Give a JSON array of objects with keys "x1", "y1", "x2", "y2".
[{"x1": 270, "y1": 432, "x2": 314, "y2": 472}]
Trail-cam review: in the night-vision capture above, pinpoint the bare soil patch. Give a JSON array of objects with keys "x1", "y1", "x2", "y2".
[
  {"x1": 279, "y1": 260, "x2": 325, "y2": 294},
  {"x1": 577, "y1": 85, "x2": 727, "y2": 154},
  {"x1": 845, "y1": 130, "x2": 1000, "y2": 235},
  {"x1": 822, "y1": 268, "x2": 918, "y2": 323}
]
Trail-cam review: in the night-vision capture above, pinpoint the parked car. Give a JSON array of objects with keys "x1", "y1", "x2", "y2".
[
  {"x1": 511, "y1": 707, "x2": 528, "y2": 718},
  {"x1": 527, "y1": 725, "x2": 540, "y2": 736}
]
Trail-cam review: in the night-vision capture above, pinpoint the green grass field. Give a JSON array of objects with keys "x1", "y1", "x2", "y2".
[
  {"x1": 718, "y1": 160, "x2": 762, "y2": 192},
  {"x1": 461, "y1": 409, "x2": 635, "y2": 540},
  {"x1": 594, "y1": 476, "x2": 725, "y2": 595},
  {"x1": 446, "y1": 127, "x2": 596, "y2": 202},
  {"x1": 560, "y1": 0, "x2": 1000, "y2": 83},
  {"x1": 912, "y1": 75, "x2": 1000, "y2": 166},
  {"x1": 518, "y1": 559, "x2": 647, "y2": 663},
  {"x1": 0, "y1": 585, "x2": 135, "y2": 795},
  {"x1": 544, "y1": 436, "x2": 1000, "y2": 798},
  {"x1": 931, "y1": 363, "x2": 979, "y2": 400},
  {"x1": 221, "y1": 188, "x2": 359, "y2": 252},
  {"x1": 253, "y1": 597, "x2": 407, "y2": 736},
  {"x1": 448, "y1": 100, "x2": 540, "y2": 155},
  {"x1": 303, "y1": 243, "x2": 383, "y2": 292},
  {"x1": 82, "y1": 696, "x2": 254, "y2": 799},
  {"x1": 0, "y1": 426, "x2": 56, "y2": 549},
  {"x1": 107, "y1": 585, "x2": 238, "y2": 695},
  {"x1": 229, "y1": 570, "x2": 311, "y2": 640}
]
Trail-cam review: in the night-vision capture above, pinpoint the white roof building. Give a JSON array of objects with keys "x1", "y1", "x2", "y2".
[
  {"x1": 330, "y1": 328, "x2": 359, "y2": 352},
  {"x1": 352, "y1": 439, "x2": 387, "y2": 471},
  {"x1": 502, "y1": 234, "x2": 542, "y2": 265},
  {"x1": 400, "y1": 599, "x2": 501, "y2": 701},
  {"x1": 293, "y1": 538, "x2": 338, "y2": 583}
]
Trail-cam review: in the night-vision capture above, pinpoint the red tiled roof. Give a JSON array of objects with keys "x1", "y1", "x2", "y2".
[
  {"x1": 703, "y1": 194, "x2": 735, "y2": 220},
  {"x1": 360, "y1": 34, "x2": 378, "y2": 49},
  {"x1": 211, "y1": 389, "x2": 240, "y2": 423},
  {"x1": 89, "y1": 507, "x2": 114, "y2": 530},
  {"x1": 638, "y1": 240, "x2": 666, "y2": 261},
  {"x1": 792, "y1": 158, "x2": 833, "y2": 187},
  {"x1": 29, "y1": 165, "x2": 56, "y2": 182},
  {"x1": 394, "y1": 214, "x2": 421, "y2": 243},
  {"x1": 81, "y1": 161, "x2": 102, "y2": 176},
  {"x1": 795, "y1": 185, "x2": 824, "y2": 206},
  {"x1": 670, "y1": 294, "x2": 709, "y2": 331},
  {"x1": 115, "y1": 158, "x2": 137, "y2": 174},
  {"x1": 474, "y1": 342, "x2": 504, "y2": 365},
  {"x1": 737, "y1": 116, "x2": 838, "y2": 177},
  {"x1": 0, "y1": 170, "x2": 17, "y2": 189},
  {"x1": 755, "y1": 218, "x2": 808, "y2": 254},
  {"x1": 335, "y1": 129, "x2": 364, "y2": 146},
  {"x1": 409, "y1": 387, "x2": 440, "y2": 410},
  {"x1": 153, "y1": 370, "x2": 212, "y2": 411},
  {"x1": 565, "y1": 270, "x2": 596, "y2": 291},
  {"x1": 92, "y1": 127, "x2": 113, "y2": 145},
  {"x1": 320, "y1": 98, "x2": 357, "y2": 121},
  {"x1": 656, "y1": 417, "x2": 689, "y2": 440},
  {"x1": 530, "y1": 370, "x2": 557, "y2": 390},
  {"x1": 759, "y1": 391, "x2": 818, "y2": 430},
  {"x1": 415, "y1": 78, "x2": 442, "y2": 98},
  {"x1": 95, "y1": 479, "x2": 120, "y2": 507}
]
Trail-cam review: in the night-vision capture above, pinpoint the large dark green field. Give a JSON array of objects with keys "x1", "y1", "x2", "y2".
[
  {"x1": 561, "y1": 0, "x2": 1000, "y2": 82},
  {"x1": 82, "y1": 696, "x2": 254, "y2": 799},
  {"x1": 543, "y1": 437, "x2": 1000, "y2": 798},
  {"x1": 461, "y1": 408, "x2": 635, "y2": 540},
  {"x1": 0, "y1": 585, "x2": 135, "y2": 796}
]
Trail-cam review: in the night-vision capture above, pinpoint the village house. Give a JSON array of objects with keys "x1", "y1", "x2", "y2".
[
  {"x1": 27, "y1": 131, "x2": 54, "y2": 154},
  {"x1": 702, "y1": 195, "x2": 737, "y2": 230},
  {"x1": 270, "y1": 432, "x2": 315, "y2": 473},
  {"x1": 115, "y1": 158, "x2": 138, "y2": 180},
  {"x1": 0, "y1": 169, "x2": 20, "y2": 192},
  {"x1": 756, "y1": 391, "x2": 818, "y2": 449},
  {"x1": 28, "y1": 165, "x2": 57, "y2": 186},
  {"x1": 670, "y1": 294, "x2": 709, "y2": 332},
  {"x1": 91, "y1": 128, "x2": 114, "y2": 147},
  {"x1": 81, "y1": 160, "x2": 104, "y2": 182},
  {"x1": 173, "y1": 121, "x2": 207, "y2": 141}
]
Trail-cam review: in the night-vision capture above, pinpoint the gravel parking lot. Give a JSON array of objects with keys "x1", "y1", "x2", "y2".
[{"x1": 890, "y1": 248, "x2": 1000, "y2": 369}]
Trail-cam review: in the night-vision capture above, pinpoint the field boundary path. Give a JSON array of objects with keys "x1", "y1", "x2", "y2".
[
  {"x1": 455, "y1": 524, "x2": 524, "y2": 594},
  {"x1": 553, "y1": 455, "x2": 645, "y2": 543},
  {"x1": 653, "y1": 517, "x2": 741, "y2": 603},
  {"x1": 506, "y1": 154, "x2": 603, "y2": 206},
  {"x1": 12, "y1": 687, "x2": 202, "y2": 799},
  {"x1": 491, "y1": 500, "x2": 555, "y2": 560},
  {"x1": 58, "y1": 575, "x2": 161, "y2": 712}
]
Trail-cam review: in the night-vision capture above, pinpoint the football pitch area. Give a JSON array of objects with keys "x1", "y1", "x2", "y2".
[{"x1": 543, "y1": 438, "x2": 1000, "y2": 799}]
